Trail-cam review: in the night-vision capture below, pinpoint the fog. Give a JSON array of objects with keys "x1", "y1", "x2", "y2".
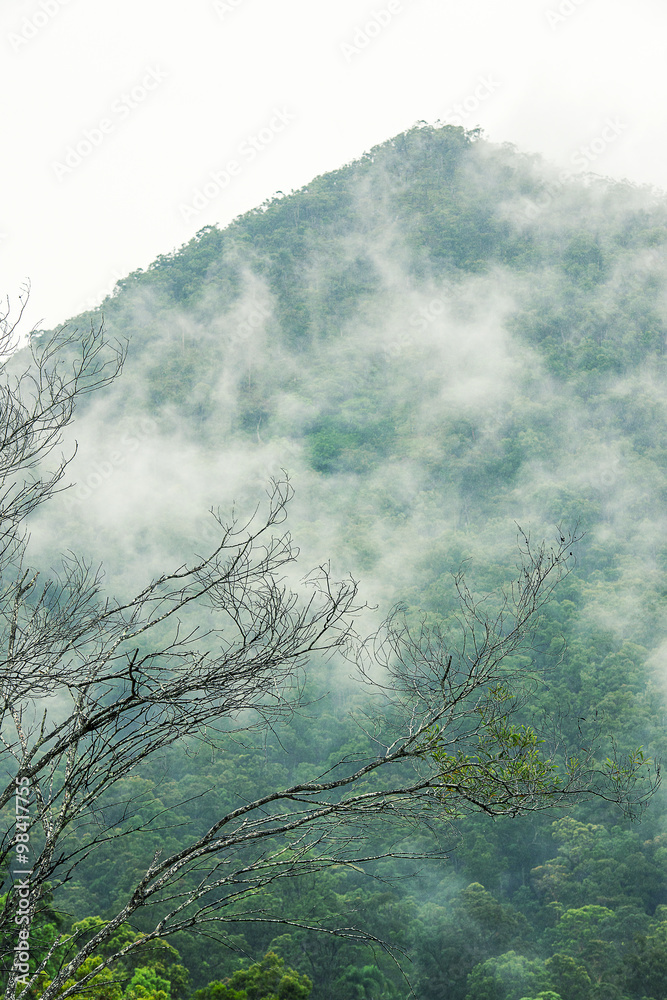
[
  {"x1": 6, "y1": 126, "x2": 667, "y2": 1000},
  {"x1": 16, "y1": 130, "x2": 666, "y2": 697}
]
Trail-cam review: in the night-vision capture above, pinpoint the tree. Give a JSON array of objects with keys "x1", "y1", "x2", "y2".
[
  {"x1": 0, "y1": 282, "x2": 126, "y2": 557},
  {"x1": 192, "y1": 951, "x2": 312, "y2": 1000},
  {"x1": 464, "y1": 950, "x2": 549, "y2": 1000},
  {"x1": 0, "y1": 298, "x2": 658, "y2": 1000},
  {"x1": 620, "y1": 916, "x2": 667, "y2": 999}
]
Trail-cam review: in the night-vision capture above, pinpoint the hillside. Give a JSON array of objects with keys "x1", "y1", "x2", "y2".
[{"x1": 11, "y1": 122, "x2": 667, "y2": 1000}]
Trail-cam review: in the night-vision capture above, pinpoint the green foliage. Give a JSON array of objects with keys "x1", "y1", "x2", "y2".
[
  {"x1": 465, "y1": 951, "x2": 548, "y2": 1000},
  {"x1": 22, "y1": 121, "x2": 667, "y2": 1000},
  {"x1": 518, "y1": 993, "x2": 563, "y2": 1000},
  {"x1": 124, "y1": 965, "x2": 172, "y2": 1000},
  {"x1": 0, "y1": 888, "x2": 67, "y2": 991},
  {"x1": 544, "y1": 954, "x2": 592, "y2": 1000},
  {"x1": 562, "y1": 233, "x2": 606, "y2": 285},
  {"x1": 426, "y1": 693, "x2": 564, "y2": 817},
  {"x1": 620, "y1": 917, "x2": 667, "y2": 999},
  {"x1": 37, "y1": 955, "x2": 123, "y2": 1000},
  {"x1": 192, "y1": 953, "x2": 312, "y2": 1000},
  {"x1": 30, "y1": 920, "x2": 190, "y2": 1000}
]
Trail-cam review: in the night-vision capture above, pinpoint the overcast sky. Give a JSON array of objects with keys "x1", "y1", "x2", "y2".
[{"x1": 2, "y1": 0, "x2": 666, "y2": 330}]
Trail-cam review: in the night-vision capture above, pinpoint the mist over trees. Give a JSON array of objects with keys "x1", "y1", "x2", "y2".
[{"x1": 3, "y1": 123, "x2": 667, "y2": 1000}]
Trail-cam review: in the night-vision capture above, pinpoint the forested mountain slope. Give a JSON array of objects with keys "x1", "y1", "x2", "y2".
[{"x1": 14, "y1": 123, "x2": 667, "y2": 999}]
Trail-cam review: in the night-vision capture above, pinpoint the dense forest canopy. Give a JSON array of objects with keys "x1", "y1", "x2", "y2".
[{"x1": 4, "y1": 122, "x2": 667, "y2": 999}]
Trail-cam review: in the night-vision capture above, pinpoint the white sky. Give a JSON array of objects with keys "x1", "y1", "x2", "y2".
[{"x1": 2, "y1": 0, "x2": 666, "y2": 330}]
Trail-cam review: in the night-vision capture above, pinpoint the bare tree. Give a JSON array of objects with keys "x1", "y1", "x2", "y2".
[
  {"x1": 0, "y1": 282, "x2": 126, "y2": 557},
  {"x1": 0, "y1": 297, "x2": 658, "y2": 1000}
]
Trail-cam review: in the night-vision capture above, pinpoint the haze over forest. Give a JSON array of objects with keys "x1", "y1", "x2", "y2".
[{"x1": 5, "y1": 122, "x2": 667, "y2": 1000}]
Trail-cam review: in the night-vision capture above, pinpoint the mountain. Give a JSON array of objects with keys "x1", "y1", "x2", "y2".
[{"x1": 20, "y1": 123, "x2": 667, "y2": 999}]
